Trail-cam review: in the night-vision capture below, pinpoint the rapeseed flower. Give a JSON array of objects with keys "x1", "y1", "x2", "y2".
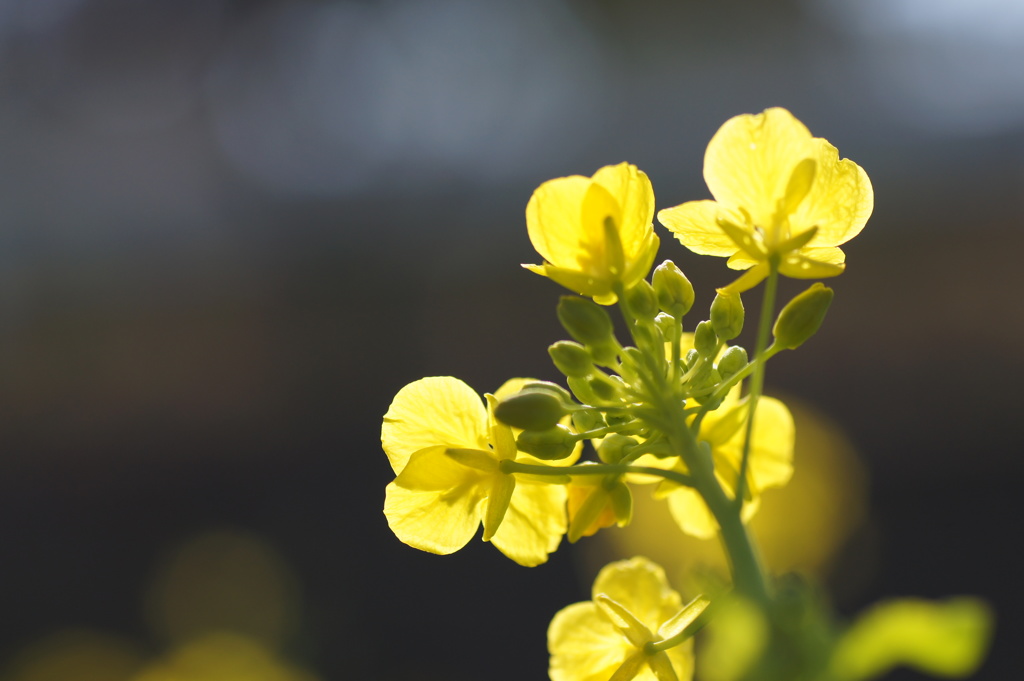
[
  {"x1": 525, "y1": 163, "x2": 659, "y2": 305},
  {"x1": 382, "y1": 376, "x2": 570, "y2": 567},
  {"x1": 658, "y1": 108, "x2": 872, "y2": 293},
  {"x1": 548, "y1": 556, "x2": 696, "y2": 681}
]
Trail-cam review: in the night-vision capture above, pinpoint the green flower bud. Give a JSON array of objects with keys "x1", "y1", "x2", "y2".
[
  {"x1": 515, "y1": 424, "x2": 577, "y2": 460},
  {"x1": 710, "y1": 291, "x2": 744, "y2": 341},
  {"x1": 652, "y1": 260, "x2": 695, "y2": 318},
  {"x1": 597, "y1": 434, "x2": 637, "y2": 464},
  {"x1": 572, "y1": 408, "x2": 607, "y2": 434},
  {"x1": 623, "y1": 280, "x2": 658, "y2": 322},
  {"x1": 717, "y1": 345, "x2": 748, "y2": 380},
  {"x1": 494, "y1": 390, "x2": 567, "y2": 431},
  {"x1": 630, "y1": 321, "x2": 659, "y2": 354},
  {"x1": 654, "y1": 312, "x2": 676, "y2": 339},
  {"x1": 569, "y1": 372, "x2": 624, "y2": 405},
  {"x1": 520, "y1": 380, "x2": 574, "y2": 404},
  {"x1": 548, "y1": 340, "x2": 594, "y2": 378},
  {"x1": 773, "y1": 283, "x2": 834, "y2": 350},
  {"x1": 588, "y1": 373, "x2": 624, "y2": 403},
  {"x1": 557, "y1": 296, "x2": 615, "y2": 346},
  {"x1": 694, "y1": 320, "x2": 717, "y2": 356}
]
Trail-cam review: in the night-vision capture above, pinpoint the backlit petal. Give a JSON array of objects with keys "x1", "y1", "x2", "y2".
[
  {"x1": 592, "y1": 163, "x2": 656, "y2": 263},
  {"x1": 793, "y1": 139, "x2": 873, "y2": 247},
  {"x1": 593, "y1": 557, "x2": 683, "y2": 631},
  {"x1": 549, "y1": 602, "x2": 629, "y2": 681},
  {"x1": 658, "y1": 201, "x2": 738, "y2": 257},
  {"x1": 382, "y1": 377, "x2": 489, "y2": 474},
  {"x1": 490, "y1": 481, "x2": 567, "y2": 566},
  {"x1": 526, "y1": 175, "x2": 592, "y2": 268},
  {"x1": 384, "y1": 479, "x2": 483, "y2": 556},
  {"x1": 703, "y1": 108, "x2": 815, "y2": 230}
]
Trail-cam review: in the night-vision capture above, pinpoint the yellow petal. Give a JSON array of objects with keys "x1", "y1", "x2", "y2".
[
  {"x1": 666, "y1": 487, "x2": 718, "y2": 539},
  {"x1": 382, "y1": 377, "x2": 489, "y2": 474},
  {"x1": 549, "y1": 602, "x2": 629, "y2": 681},
  {"x1": 792, "y1": 139, "x2": 873, "y2": 248},
  {"x1": 714, "y1": 396, "x2": 795, "y2": 495},
  {"x1": 593, "y1": 557, "x2": 683, "y2": 631},
  {"x1": 526, "y1": 175, "x2": 592, "y2": 269},
  {"x1": 490, "y1": 480, "x2": 567, "y2": 566},
  {"x1": 384, "y1": 448, "x2": 485, "y2": 555},
  {"x1": 657, "y1": 200, "x2": 738, "y2": 258},
  {"x1": 703, "y1": 108, "x2": 816, "y2": 230},
  {"x1": 591, "y1": 163, "x2": 656, "y2": 264}
]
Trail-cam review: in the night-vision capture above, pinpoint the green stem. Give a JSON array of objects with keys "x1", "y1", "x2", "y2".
[
  {"x1": 733, "y1": 259, "x2": 779, "y2": 512},
  {"x1": 499, "y1": 460, "x2": 694, "y2": 488}
]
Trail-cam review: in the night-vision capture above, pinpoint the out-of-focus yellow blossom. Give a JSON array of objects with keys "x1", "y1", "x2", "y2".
[
  {"x1": 659, "y1": 390, "x2": 794, "y2": 539},
  {"x1": 658, "y1": 108, "x2": 872, "y2": 293},
  {"x1": 549, "y1": 556, "x2": 695, "y2": 681},
  {"x1": 525, "y1": 163, "x2": 660, "y2": 305},
  {"x1": 382, "y1": 376, "x2": 571, "y2": 567}
]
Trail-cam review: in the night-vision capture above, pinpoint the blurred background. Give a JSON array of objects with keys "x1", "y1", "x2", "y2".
[{"x1": 0, "y1": 0, "x2": 1020, "y2": 679}]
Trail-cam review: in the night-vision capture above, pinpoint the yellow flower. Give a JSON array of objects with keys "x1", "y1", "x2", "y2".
[
  {"x1": 658, "y1": 108, "x2": 873, "y2": 293},
  {"x1": 382, "y1": 376, "x2": 570, "y2": 567},
  {"x1": 548, "y1": 556, "x2": 696, "y2": 681},
  {"x1": 660, "y1": 390, "x2": 794, "y2": 539},
  {"x1": 525, "y1": 163, "x2": 660, "y2": 305}
]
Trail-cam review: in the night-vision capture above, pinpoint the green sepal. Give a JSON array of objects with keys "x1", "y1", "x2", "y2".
[
  {"x1": 444, "y1": 448, "x2": 499, "y2": 473},
  {"x1": 482, "y1": 473, "x2": 515, "y2": 541}
]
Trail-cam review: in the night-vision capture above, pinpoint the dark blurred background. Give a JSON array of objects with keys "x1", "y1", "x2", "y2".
[{"x1": 0, "y1": 0, "x2": 1020, "y2": 679}]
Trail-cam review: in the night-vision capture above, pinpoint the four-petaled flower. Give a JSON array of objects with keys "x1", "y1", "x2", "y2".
[
  {"x1": 548, "y1": 556, "x2": 698, "y2": 681},
  {"x1": 382, "y1": 376, "x2": 574, "y2": 567},
  {"x1": 525, "y1": 162, "x2": 660, "y2": 305},
  {"x1": 658, "y1": 108, "x2": 873, "y2": 293}
]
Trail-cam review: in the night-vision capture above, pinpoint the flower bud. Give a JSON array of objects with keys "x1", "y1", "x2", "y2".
[
  {"x1": 548, "y1": 341, "x2": 594, "y2": 377},
  {"x1": 717, "y1": 345, "x2": 748, "y2": 380},
  {"x1": 515, "y1": 424, "x2": 577, "y2": 460},
  {"x1": 710, "y1": 291, "x2": 744, "y2": 341},
  {"x1": 568, "y1": 372, "x2": 624, "y2": 405},
  {"x1": 694, "y1": 320, "x2": 717, "y2": 356},
  {"x1": 597, "y1": 434, "x2": 637, "y2": 464},
  {"x1": 653, "y1": 260, "x2": 695, "y2": 318},
  {"x1": 557, "y1": 296, "x2": 615, "y2": 347},
  {"x1": 494, "y1": 390, "x2": 568, "y2": 431},
  {"x1": 654, "y1": 312, "x2": 676, "y2": 339},
  {"x1": 622, "y1": 280, "x2": 658, "y2": 322},
  {"x1": 572, "y1": 408, "x2": 607, "y2": 434},
  {"x1": 773, "y1": 283, "x2": 834, "y2": 350}
]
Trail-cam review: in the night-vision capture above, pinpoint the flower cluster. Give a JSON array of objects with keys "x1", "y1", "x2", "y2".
[{"x1": 378, "y1": 109, "x2": 991, "y2": 681}]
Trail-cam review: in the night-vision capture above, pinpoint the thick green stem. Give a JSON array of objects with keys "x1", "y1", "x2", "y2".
[{"x1": 648, "y1": 390, "x2": 769, "y2": 602}]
